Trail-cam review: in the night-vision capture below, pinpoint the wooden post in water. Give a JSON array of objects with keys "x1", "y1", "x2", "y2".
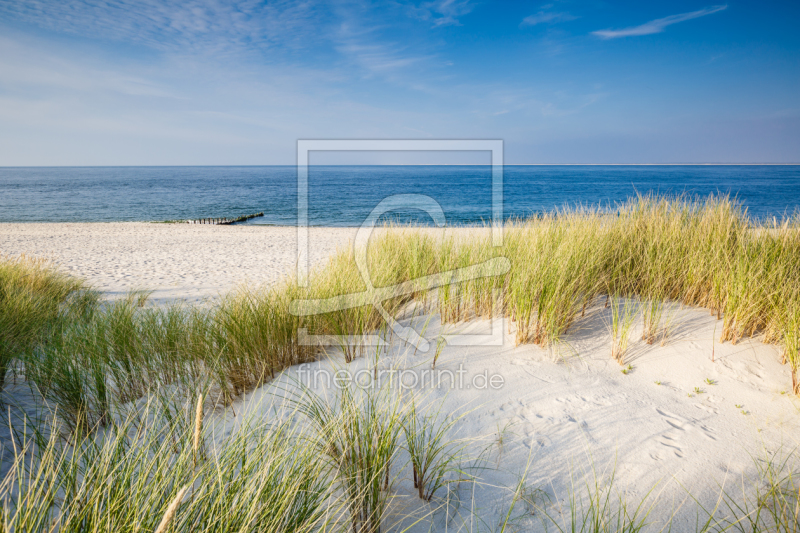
[{"x1": 188, "y1": 212, "x2": 264, "y2": 225}]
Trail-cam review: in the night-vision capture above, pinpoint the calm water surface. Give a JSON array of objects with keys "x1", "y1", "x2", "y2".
[{"x1": 1, "y1": 166, "x2": 798, "y2": 225}]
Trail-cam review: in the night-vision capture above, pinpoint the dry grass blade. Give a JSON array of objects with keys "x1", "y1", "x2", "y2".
[
  {"x1": 193, "y1": 392, "x2": 204, "y2": 462},
  {"x1": 154, "y1": 485, "x2": 190, "y2": 533}
]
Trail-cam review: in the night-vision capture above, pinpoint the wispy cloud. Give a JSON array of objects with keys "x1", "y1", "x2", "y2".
[
  {"x1": 336, "y1": 41, "x2": 427, "y2": 75},
  {"x1": 407, "y1": 0, "x2": 474, "y2": 27},
  {"x1": 592, "y1": 5, "x2": 727, "y2": 39},
  {"x1": 0, "y1": 0, "x2": 439, "y2": 90},
  {"x1": 329, "y1": 7, "x2": 437, "y2": 86},
  {"x1": 0, "y1": 36, "x2": 175, "y2": 98},
  {"x1": 0, "y1": 0, "x2": 328, "y2": 55},
  {"x1": 521, "y1": 10, "x2": 577, "y2": 27}
]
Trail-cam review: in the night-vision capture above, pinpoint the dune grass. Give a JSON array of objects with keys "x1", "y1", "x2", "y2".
[
  {"x1": 290, "y1": 379, "x2": 405, "y2": 533},
  {"x1": 3, "y1": 397, "x2": 798, "y2": 532},
  {"x1": 2, "y1": 194, "x2": 799, "y2": 433},
  {"x1": 403, "y1": 399, "x2": 467, "y2": 502},
  {"x1": 609, "y1": 296, "x2": 638, "y2": 365},
  {"x1": 1, "y1": 193, "x2": 800, "y2": 531},
  {"x1": 0, "y1": 255, "x2": 93, "y2": 394},
  {"x1": 712, "y1": 447, "x2": 800, "y2": 532},
  {"x1": 0, "y1": 400, "x2": 337, "y2": 532}
]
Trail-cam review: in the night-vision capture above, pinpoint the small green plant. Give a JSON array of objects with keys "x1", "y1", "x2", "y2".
[
  {"x1": 621, "y1": 364, "x2": 633, "y2": 375},
  {"x1": 431, "y1": 335, "x2": 447, "y2": 369},
  {"x1": 403, "y1": 400, "x2": 466, "y2": 502},
  {"x1": 704, "y1": 378, "x2": 716, "y2": 385},
  {"x1": 495, "y1": 419, "x2": 515, "y2": 455},
  {"x1": 609, "y1": 296, "x2": 637, "y2": 365},
  {"x1": 641, "y1": 295, "x2": 666, "y2": 344},
  {"x1": 694, "y1": 387, "x2": 704, "y2": 394},
  {"x1": 654, "y1": 380, "x2": 662, "y2": 385},
  {"x1": 519, "y1": 484, "x2": 551, "y2": 516}
]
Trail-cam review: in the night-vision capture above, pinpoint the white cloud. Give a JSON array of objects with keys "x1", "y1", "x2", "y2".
[
  {"x1": 336, "y1": 42, "x2": 426, "y2": 74},
  {"x1": 0, "y1": 0, "x2": 443, "y2": 91},
  {"x1": 592, "y1": 5, "x2": 727, "y2": 39},
  {"x1": 0, "y1": 37, "x2": 176, "y2": 98},
  {"x1": 521, "y1": 10, "x2": 577, "y2": 27},
  {"x1": 329, "y1": 10, "x2": 435, "y2": 84},
  {"x1": 0, "y1": 0, "x2": 328, "y2": 55},
  {"x1": 407, "y1": 0, "x2": 474, "y2": 27}
]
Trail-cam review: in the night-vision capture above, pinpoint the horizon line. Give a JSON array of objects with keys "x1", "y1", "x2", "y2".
[{"x1": 1, "y1": 163, "x2": 800, "y2": 168}]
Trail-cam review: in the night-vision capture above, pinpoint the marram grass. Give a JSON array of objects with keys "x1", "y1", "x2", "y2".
[
  {"x1": 0, "y1": 400, "x2": 337, "y2": 532},
  {"x1": 0, "y1": 197, "x2": 791, "y2": 435},
  {"x1": 1, "y1": 193, "x2": 800, "y2": 532},
  {"x1": 0, "y1": 255, "x2": 93, "y2": 393},
  {"x1": 2, "y1": 194, "x2": 800, "y2": 434},
  {"x1": 2, "y1": 400, "x2": 798, "y2": 532}
]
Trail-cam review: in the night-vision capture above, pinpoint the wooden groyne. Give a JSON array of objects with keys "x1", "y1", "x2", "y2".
[{"x1": 187, "y1": 212, "x2": 264, "y2": 225}]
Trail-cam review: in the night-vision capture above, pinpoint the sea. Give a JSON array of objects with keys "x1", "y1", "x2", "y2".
[{"x1": 1, "y1": 165, "x2": 799, "y2": 226}]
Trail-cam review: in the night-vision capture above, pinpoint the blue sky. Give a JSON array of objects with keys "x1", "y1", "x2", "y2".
[{"x1": 0, "y1": 0, "x2": 798, "y2": 165}]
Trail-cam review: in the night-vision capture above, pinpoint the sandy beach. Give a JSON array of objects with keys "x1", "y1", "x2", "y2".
[
  {"x1": 0, "y1": 223, "x2": 490, "y2": 303},
  {"x1": 2, "y1": 221, "x2": 798, "y2": 531},
  {"x1": 0, "y1": 223, "x2": 358, "y2": 303}
]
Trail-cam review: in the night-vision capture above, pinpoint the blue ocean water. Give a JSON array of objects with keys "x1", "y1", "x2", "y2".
[{"x1": 0, "y1": 166, "x2": 798, "y2": 225}]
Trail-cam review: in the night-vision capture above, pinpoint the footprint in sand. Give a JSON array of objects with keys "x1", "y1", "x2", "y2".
[
  {"x1": 745, "y1": 365, "x2": 764, "y2": 380},
  {"x1": 649, "y1": 450, "x2": 667, "y2": 461},
  {"x1": 656, "y1": 408, "x2": 688, "y2": 457},
  {"x1": 699, "y1": 424, "x2": 717, "y2": 441},
  {"x1": 514, "y1": 406, "x2": 543, "y2": 424},
  {"x1": 657, "y1": 434, "x2": 684, "y2": 457},
  {"x1": 693, "y1": 402, "x2": 720, "y2": 415},
  {"x1": 523, "y1": 435, "x2": 549, "y2": 449},
  {"x1": 492, "y1": 400, "x2": 522, "y2": 416},
  {"x1": 655, "y1": 408, "x2": 718, "y2": 456}
]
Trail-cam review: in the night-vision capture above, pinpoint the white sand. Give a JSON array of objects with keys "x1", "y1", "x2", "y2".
[
  {"x1": 234, "y1": 306, "x2": 800, "y2": 531},
  {"x1": 0, "y1": 223, "x2": 490, "y2": 303},
  {"x1": 0, "y1": 223, "x2": 359, "y2": 303},
  {"x1": 2, "y1": 223, "x2": 798, "y2": 530}
]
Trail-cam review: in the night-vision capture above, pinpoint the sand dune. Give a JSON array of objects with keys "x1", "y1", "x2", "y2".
[
  {"x1": 2, "y1": 222, "x2": 798, "y2": 531},
  {"x1": 251, "y1": 305, "x2": 799, "y2": 530}
]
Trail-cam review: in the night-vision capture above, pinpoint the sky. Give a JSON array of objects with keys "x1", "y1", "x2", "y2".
[{"x1": 0, "y1": 0, "x2": 798, "y2": 165}]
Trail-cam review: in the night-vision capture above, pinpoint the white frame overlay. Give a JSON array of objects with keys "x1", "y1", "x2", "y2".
[{"x1": 294, "y1": 139, "x2": 506, "y2": 350}]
